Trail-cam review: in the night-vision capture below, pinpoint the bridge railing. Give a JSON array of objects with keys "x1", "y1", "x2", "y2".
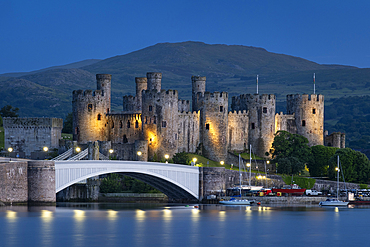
[{"x1": 51, "y1": 148, "x2": 72, "y2": 160}]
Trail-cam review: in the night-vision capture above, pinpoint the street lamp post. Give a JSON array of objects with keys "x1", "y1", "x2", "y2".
[{"x1": 164, "y1": 154, "x2": 169, "y2": 164}]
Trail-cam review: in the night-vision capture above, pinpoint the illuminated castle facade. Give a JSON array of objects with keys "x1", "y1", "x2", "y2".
[{"x1": 73, "y1": 72, "x2": 333, "y2": 162}]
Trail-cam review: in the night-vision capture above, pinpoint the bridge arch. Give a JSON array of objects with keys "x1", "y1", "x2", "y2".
[{"x1": 55, "y1": 160, "x2": 199, "y2": 200}]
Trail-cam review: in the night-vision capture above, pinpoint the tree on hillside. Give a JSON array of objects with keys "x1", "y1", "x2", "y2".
[
  {"x1": 328, "y1": 148, "x2": 370, "y2": 183},
  {"x1": 270, "y1": 131, "x2": 311, "y2": 175},
  {"x1": 62, "y1": 112, "x2": 73, "y2": 134},
  {"x1": 307, "y1": 145, "x2": 338, "y2": 177},
  {"x1": 172, "y1": 152, "x2": 190, "y2": 165},
  {"x1": 0, "y1": 105, "x2": 19, "y2": 118}
]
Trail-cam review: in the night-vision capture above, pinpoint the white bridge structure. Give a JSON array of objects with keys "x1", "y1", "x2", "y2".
[{"x1": 55, "y1": 160, "x2": 200, "y2": 200}]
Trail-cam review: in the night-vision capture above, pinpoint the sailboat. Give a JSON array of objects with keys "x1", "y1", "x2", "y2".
[
  {"x1": 319, "y1": 156, "x2": 349, "y2": 206},
  {"x1": 220, "y1": 150, "x2": 255, "y2": 205}
]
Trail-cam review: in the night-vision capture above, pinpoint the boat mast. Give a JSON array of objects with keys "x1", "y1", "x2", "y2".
[
  {"x1": 249, "y1": 144, "x2": 252, "y2": 188},
  {"x1": 239, "y1": 154, "x2": 242, "y2": 196},
  {"x1": 337, "y1": 155, "x2": 340, "y2": 200}
]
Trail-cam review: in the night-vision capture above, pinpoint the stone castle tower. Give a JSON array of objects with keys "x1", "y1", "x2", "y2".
[
  {"x1": 72, "y1": 72, "x2": 335, "y2": 162},
  {"x1": 286, "y1": 94, "x2": 324, "y2": 146},
  {"x1": 72, "y1": 74, "x2": 111, "y2": 143}
]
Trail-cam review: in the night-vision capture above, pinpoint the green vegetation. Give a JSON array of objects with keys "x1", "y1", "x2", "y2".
[
  {"x1": 238, "y1": 152, "x2": 264, "y2": 160},
  {"x1": 282, "y1": 175, "x2": 316, "y2": 189},
  {"x1": 328, "y1": 148, "x2": 370, "y2": 183},
  {"x1": 0, "y1": 105, "x2": 19, "y2": 118},
  {"x1": 62, "y1": 112, "x2": 73, "y2": 134},
  {"x1": 100, "y1": 173, "x2": 161, "y2": 193},
  {"x1": 325, "y1": 95, "x2": 370, "y2": 149},
  {"x1": 271, "y1": 131, "x2": 311, "y2": 175},
  {"x1": 359, "y1": 184, "x2": 369, "y2": 189},
  {"x1": 61, "y1": 133, "x2": 72, "y2": 140},
  {"x1": 307, "y1": 145, "x2": 338, "y2": 177}
]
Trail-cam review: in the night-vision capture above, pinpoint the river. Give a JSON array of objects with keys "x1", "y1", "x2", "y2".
[{"x1": 0, "y1": 203, "x2": 368, "y2": 247}]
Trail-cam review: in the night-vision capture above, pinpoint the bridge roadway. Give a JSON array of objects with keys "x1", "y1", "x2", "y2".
[{"x1": 55, "y1": 160, "x2": 200, "y2": 200}]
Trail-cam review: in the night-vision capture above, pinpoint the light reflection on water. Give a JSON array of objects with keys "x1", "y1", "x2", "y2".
[{"x1": 0, "y1": 204, "x2": 369, "y2": 247}]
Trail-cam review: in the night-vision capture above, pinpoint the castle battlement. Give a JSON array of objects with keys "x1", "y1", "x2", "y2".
[
  {"x1": 147, "y1": 72, "x2": 162, "y2": 79},
  {"x1": 287, "y1": 94, "x2": 324, "y2": 103},
  {"x1": 4, "y1": 117, "x2": 63, "y2": 128},
  {"x1": 228, "y1": 110, "x2": 248, "y2": 116},
  {"x1": 178, "y1": 99, "x2": 190, "y2": 112},
  {"x1": 72, "y1": 89, "x2": 103, "y2": 99},
  {"x1": 143, "y1": 89, "x2": 178, "y2": 99},
  {"x1": 135, "y1": 77, "x2": 147, "y2": 84},
  {"x1": 197, "y1": 91, "x2": 228, "y2": 101},
  {"x1": 178, "y1": 111, "x2": 200, "y2": 117}
]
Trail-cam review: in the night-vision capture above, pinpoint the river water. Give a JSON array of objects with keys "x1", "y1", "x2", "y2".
[{"x1": 0, "y1": 203, "x2": 368, "y2": 247}]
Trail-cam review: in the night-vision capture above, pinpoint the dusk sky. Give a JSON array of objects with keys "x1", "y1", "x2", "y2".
[{"x1": 1, "y1": 0, "x2": 370, "y2": 74}]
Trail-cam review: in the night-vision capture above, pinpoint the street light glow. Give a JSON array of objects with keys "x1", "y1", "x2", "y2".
[
  {"x1": 43, "y1": 146, "x2": 49, "y2": 152},
  {"x1": 220, "y1": 161, "x2": 224, "y2": 165},
  {"x1": 8, "y1": 147, "x2": 13, "y2": 152},
  {"x1": 76, "y1": 147, "x2": 81, "y2": 152},
  {"x1": 164, "y1": 154, "x2": 169, "y2": 159},
  {"x1": 192, "y1": 157, "x2": 197, "y2": 163},
  {"x1": 109, "y1": 149, "x2": 114, "y2": 154},
  {"x1": 137, "y1": 151, "x2": 142, "y2": 156},
  {"x1": 247, "y1": 163, "x2": 250, "y2": 167}
]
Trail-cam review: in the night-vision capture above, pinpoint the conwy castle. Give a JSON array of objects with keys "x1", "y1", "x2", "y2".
[{"x1": 70, "y1": 72, "x2": 344, "y2": 162}]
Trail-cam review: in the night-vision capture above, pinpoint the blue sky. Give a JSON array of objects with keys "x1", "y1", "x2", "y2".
[{"x1": 1, "y1": 0, "x2": 370, "y2": 74}]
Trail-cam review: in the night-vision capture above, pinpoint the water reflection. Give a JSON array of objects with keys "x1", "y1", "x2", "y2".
[
  {"x1": 6, "y1": 210, "x2": 17, "y2": 221},
  {"x1": 73, "y1": 209, "x2": 85, "y2": 221},
  {"x1": 107, "y1": 210, "x2": 118, "y2": 220}
]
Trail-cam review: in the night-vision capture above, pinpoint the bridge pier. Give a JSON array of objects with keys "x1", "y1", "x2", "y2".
[{"x1": 0, "y1": 160, "x2": 56, "y2": 205}]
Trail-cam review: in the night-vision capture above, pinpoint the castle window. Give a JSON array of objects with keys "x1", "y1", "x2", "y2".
[
  {"x1": 135, "y1": 120, "x2": 139, "y2": 128},
  {"x1": 263, "y1": 107, "x2": 267, "y2": 113},
  {"x1": 127, "y1": 120, "x2": 131, "y2": 128},
  {"x1": 149, "y1": 105, "x2": 152, "y2": 111},
  {"x1": 107, "y1": 108, "x2": 110, "y2": 113},
  {"x1": 120, "y1": 121, "x2": 123, "y2": 128},
  {"x1": 75, "y1": 127, "x2": 79, "y2": 135},
  {"x1": 312, "y1": 108, "x2": 316, "y2": 114},
  {"x1": 123, "y1": 135, "x2": 128, "y2": 143},
  {"x1": 175, "y1": 133, "x2": 177, "y2": 140},
  {"x1": 251, "y1": 123, "x2": 255, "y2": 129},
  {"x1": 145, "y1": 116, "x2": 147, "y2": 124},
  {"x1": 112, "y1": 121, "x2": 114, "y2": 129},
  {"x1": 302, "y1": 120, "x2": 306, "y2": 126},
  {"x1": 206, "y1": 123, "x2": 210, "y2": 130},
  {"x1": 220, "y1": 106, "x2": 223, "y2": 112},
  {"x1": 153, "y1": 116, "x2": 156, "y2": 124},
  {"x1": 162, "y1": 121, "x2": 167, "y2": 128},
  {"x1": 88, "y1": 104, "x2": 93, "y2": 111},
  {"x1": 97, "y1": 114, "x2": 101, "y2": 121}
]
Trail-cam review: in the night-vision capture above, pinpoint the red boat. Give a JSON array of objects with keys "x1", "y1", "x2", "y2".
[{"x1": 272, "y1": 184, "x2": 306, "y2": 196}]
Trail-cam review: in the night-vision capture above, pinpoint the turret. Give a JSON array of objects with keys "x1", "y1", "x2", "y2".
[
  {"x1": 287, "y1": 94, "x2": 324, "y2": 146},
  {"x1": 146, "y1": 72, "x2": 162, "y2": 92},
  {"x1": 192, "y1": 76, "x2": 206, "y2": 112},
  {"x1": 135, "y1": 77, "x2": 147, "y2": 111},
  {"x1": 198, "y1": 92, "x2": 228, "y2": 162},
  {"x1": 96, "y1": 74, "x2": 111, "y2": 113}
]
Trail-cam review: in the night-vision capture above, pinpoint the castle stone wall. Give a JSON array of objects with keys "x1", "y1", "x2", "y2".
[
  {"x1": 228, "y1": 110, "x2": 249, "y2": 152},
  {"x1": 178, "y1": 99, "x2": 190, "y2": 112},
  {"x1": 135, "y1": 77, "x2": 147, "y2": 111},
  {"x1": 142, "y1": 89, "x2": 179, "y2": 160},
  {"x1": 177, "y1": 111, "x2": 200, "y2": 153},
  {"x1": 325, "y1": 132, "x2": 345, "y2": 148},
  {"x1": 107, "y1": 113, "x2": 142, "y2": 144},
  {"x1": 275, "y1": 112, "x2": 297, "y2": 134},
  {"x1": 122, "y1": 95, "x2": 137, "y2": 112},
  {"x1": 287, "y1": 94, "x2": 324, "y2": 146},
  {"x1": 4, "y1": 117, "x2": 63, "y2": 157},
  {"x1": 198, "y1": 92, "x2": 229, "y2": 162}
]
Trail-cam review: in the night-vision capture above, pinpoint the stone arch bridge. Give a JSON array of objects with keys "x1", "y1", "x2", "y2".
[{"x1": 55, "y1": 160, "x2": 200, "y2": 200}]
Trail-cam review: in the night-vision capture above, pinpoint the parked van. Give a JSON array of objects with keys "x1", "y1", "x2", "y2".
[{"x1": 305, "y1": 190, "x2": 322, "y2": 196}]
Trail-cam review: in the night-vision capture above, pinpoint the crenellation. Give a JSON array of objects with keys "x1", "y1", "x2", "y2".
[{"x1": 70, "y1": 71, "x2": 335, "y2": 163}]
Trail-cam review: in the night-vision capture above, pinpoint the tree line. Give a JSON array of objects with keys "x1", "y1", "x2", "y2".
[{"x1": 271, "y1": 130, "x2": 370, "y2": 183}]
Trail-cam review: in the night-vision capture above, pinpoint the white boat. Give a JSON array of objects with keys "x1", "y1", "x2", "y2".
[
  {"x1": 219, "y1": 198, "x2": 255, "y2": 205},
  {"x1": 319, "y1": 156, "x2": 349, "y2": 207},
  {"x1": 319, "y1": 198, "x2": 349, "y2": 206}
]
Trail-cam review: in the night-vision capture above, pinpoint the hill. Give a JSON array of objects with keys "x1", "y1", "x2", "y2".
[{"x1": 1, "y1": 41, "x2": 370, "y2": 142}]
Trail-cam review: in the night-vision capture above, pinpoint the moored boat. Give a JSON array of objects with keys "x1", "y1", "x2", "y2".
[
  {"x1": 319, "y1": 156, "x2": 348, "y2": 207},
  {"x1": 319, "y1": 198, "x2": 349, "y2": 206},
  {"x1": 219, "y1": 198, "x2": 255, "y2": 205}
]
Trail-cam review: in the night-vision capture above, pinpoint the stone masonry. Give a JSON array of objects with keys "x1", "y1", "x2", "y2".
[{"x1": 72, "y1": 72, "x2": 343, "y2": 162}]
